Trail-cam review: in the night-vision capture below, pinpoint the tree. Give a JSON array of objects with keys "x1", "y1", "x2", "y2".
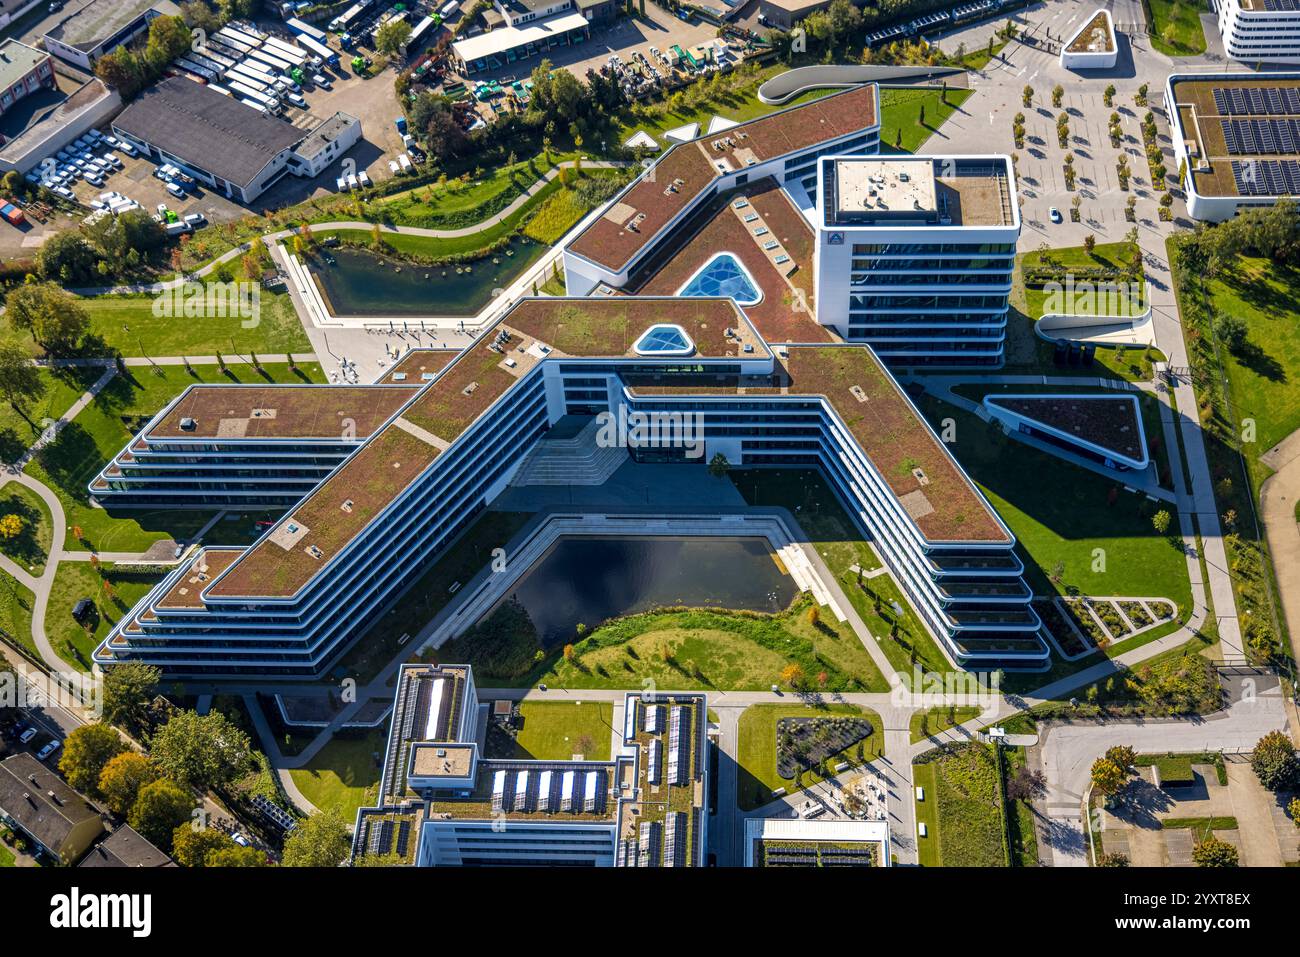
[
  {"x1": 1096, "y1": 852, "x2": 1130, "y2": 866},
  {"x1": 1250, "y1": 730, "x2": 1299, "y2": 791},
  {"x1": 780, "y1": 662, "x2": 805, "y2": 689},
  {"x1": 0, "y1": 514, "x2": 22, "y2": 539},
  {"x1": 144, "y1": 15, "x2": 192, "y2": 70},
  {"x1": 1104, "y1": 744, "x2": 1136, "y2": 772},
  {"x1": 1090, "y1": 756, "x2": 1127, "y2": 797},
  {"x1": 206, "y1": 845, "x2": 266, "y2": 867},
  {"x1": 0, "y1": 338, "x2": 43, "y2": 418},
  {"x1": 1215, "y1": 312, "x2": 1249, "y2": 351},
  {"x1": 1006, "y1": 765, "x2": 1047, "y2": 801},
  {"x1": 1052, "y1": 84, "x2": 1064, "y2": 107},
  {"x1": 1288, "y1": 796, "x2": 1300, "y2": 827},
  {"x1": 1151, "y1": 509, "x2": 1172, "y2": 535},
  {"x1": 3, "y1": 282, "x2": 90, "y2": 354},
  {"x1": 58, "y1": 722, "x2": 126, "y2": 794},
  {"x1": 281, "y1": 808, "x2": 351, "y2": 867},
  {"x1": 128, "y1": 779, "x2": 197, "y2": 852},
  {"x1": 375, "y1": 18, "x2": 413, "y2": 57},
  {"x1": 95, "y1": 48, "x2": 145, "y2": 97},
  {"x1": 1083, "y1": 233, "x2": 1096, "y2": 255},
  {"x1": 1103, "y1": 83, "x2": 1116, "y2": 107},
  {"x1": 707, "y1": 452, "x2": 729, "y2": 479},
  {"x1": 1022, "y1": 84, "x2": 1033, "y2": 108},
  {"x1": 36, "y1": 232, "x2": 101, "y2": 285},
  {"x1": 98, "y1": 751, "x2": 159, "y2": 817},
  {"x1": 1192, "y1": 835, "x2": 1239, "y2": 867},
  {"x1": 102, "y1": 662, "x2": 161, "y2": 732},
  {"x1": 169, "y1": 824, "x2": 261, "y2": 867},
  {"x1": 149, "y1": 710, "x2": 251, "y2": 791}
]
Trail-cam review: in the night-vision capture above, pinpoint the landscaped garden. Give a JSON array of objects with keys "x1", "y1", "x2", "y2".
[
  {"x1": 45, "y1": 562, "x2": 163, "y2": 672},
  {"x1": 737, "y1": 703, "x2": 883, "y2": 810},
  {"x1": 489, "y1": 701, "x2": 614, "y2": 761},
  {"x1": 909, "y1": 705, "x2": 982, "y2": 743},
  {"x1": 913, "y1": 742, "x2": 1010, "y2": 867},
  {"x1": 1145, "y1": 0, "x2": 1208, "y2": 56},
  {"x1": 0, "y1": 482, "x2": 52, "y2": 576},
  {"x1": 446, "y1": 592, "x2": 890, "y2": 694},
  {"x1": 776, "y1": 713, "x2": 875, "y2": 780},
  {"x1": 287, "y1": 730, "x2": 385, "y2": 820}
]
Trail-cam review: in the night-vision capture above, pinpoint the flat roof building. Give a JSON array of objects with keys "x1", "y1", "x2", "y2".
[
  {"x1": 111, "y1": 78, "x2": 362, "y2": 204},
  {"x1": 1214, "y1": 0, "x2": 1300, "y2": 63},
  {"x1": 1165, "y1": 71, "x2": 1300, "y2": 220},
  {"x1": 452, "y1": 1, "x2": 591, "y2": 75},
  {"x1": 43, "y1": 0, "x2": 167, "y2": 70},
  {"x1": 744, "y1": 817, "x2": 892, "y2": 866},
  {"x1": 0, "y1": 39, "x2": 54, "y2": 119}
]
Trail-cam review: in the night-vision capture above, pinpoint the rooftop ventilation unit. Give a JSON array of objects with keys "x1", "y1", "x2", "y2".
[{"x1": 180, "y1": 417, "x2": 197, "y2": 431}]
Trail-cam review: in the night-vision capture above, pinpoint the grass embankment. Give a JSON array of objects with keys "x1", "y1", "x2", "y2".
[
  {"x1": 910, "y1": 705, "x2": 982, "y2": 744},
  {"x1": 913, "y1": 742, "x2": 1010, "y2": 867},
  {"x1": 0, "y1": 482, "x2": 52, "y2": 576},
  {"x1": 736, "y1": 703, "x2": 883, "y2": 811},
  {"x1": 46, "y1": 562, "x2": 162, "y2": 672},
  {"x1": 445, "y1": 593, "x2": 890, "y2": 693},
  {"x1": 0, "y1": 569, "x2": 36, "y2": 660},
  {"x1": 25, "y1": 362, "x2": 323, "y2": 555}
]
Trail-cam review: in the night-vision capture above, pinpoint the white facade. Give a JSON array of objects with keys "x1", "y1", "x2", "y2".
[
  {"x1": 813, "y1": 154, "x2": 1020, "y2": 366},
  {"x1": 1214, "y1": 0, "x2": 1300, "y2": 63}
]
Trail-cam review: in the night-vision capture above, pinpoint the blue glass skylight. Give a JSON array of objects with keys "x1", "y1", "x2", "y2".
[
  {"x1": 634, "y1": 323, "x2": 695, "y2": 357},
  {"x1": 677, "y1": 252, "x2": 762, "y2": 305}
]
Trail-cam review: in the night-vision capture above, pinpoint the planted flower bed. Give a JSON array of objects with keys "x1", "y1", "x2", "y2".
[{"x1": 776, "y1": 716, "x2": 874, "y2": 780}]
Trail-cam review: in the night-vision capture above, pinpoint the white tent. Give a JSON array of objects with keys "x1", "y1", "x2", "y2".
[
  {"x1": 623, "y1": 129, "x2": 661, "y2": 151},
  {"x1": 664, "y1": 122, "x2": 699, "y2": 144},
  {"x1": 707, "y1": 114, "x2": 740, "y2": 135}
]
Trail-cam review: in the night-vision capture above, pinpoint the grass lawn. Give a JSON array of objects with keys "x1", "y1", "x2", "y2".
[
  {"x1": 879, "y1": 87, "x2": 973, "y2": 153},
  {"x1": 45, "y1": 562, "x2": 162, "y2": 672},
  {"x1": 74, "y1": 291, "x2": 313, "y2": 358},
  {"x1": 732, "y1": 468, "x2": 950, "y2": 679},
  {"x1": 0, "y1": 366, "x2": 104, "y2": 465},
  {"x1": 0, "y1": 569, "x2": 36, "y2": 659},
  {"x1": 909, "y1": 705, "x2": 982, "y2": 743},
  {"x1": 913, "y1": 742, "x2": 1009, "y2": 867},
  {"x1": 495, "y1": 701, "x2": 614, "y2": 760},
  {"x1": 25, "y1": 362, "x2": 323, "y2": 555},
  {"x1": 464, "y1": 593, "x2": 890, "y2": 693},
  {"x1": 0, "y1": 841, "x2": 13, "y2": 867},
  {"x1": 1003, "y1": 746, "x2": 1040, "y2": 866},
  {"x1": 1146, "y1": 0, "x2": 1208, "y2": 56},
  {"x1": 0, "y1": 481, "x2": 52, "y2": 576},
  {"x1": 913, "y1": 761, "x2": 940, "y2": 866},
  {"x1": 915, "y1": 395, "x2": 1193, "y2": 615},
  {"x1": 287, "y1": 731, "x2": 384, "y2": 819},
  {"x1": 736, "y1": 703, "x2": 883, "y2": 811}
]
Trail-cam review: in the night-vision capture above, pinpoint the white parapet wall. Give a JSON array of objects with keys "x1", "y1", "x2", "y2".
[{"x1": 1059, "y1": 9, "x2": 1117, "y2": 70}]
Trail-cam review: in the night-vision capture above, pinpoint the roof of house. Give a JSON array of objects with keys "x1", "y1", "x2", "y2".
[
  {"x1": 113, "y1": 77, "x2": 305, "y2": 189},
  {"x1": 79, "y1": 825, "x2": 175, "y2": 867},
  {"x1": 0, "y1": 39, "x2": 49, "y2": 92},
  {"x1": 45, "y1": 0, "x2": 160, "y2": 51},
  {"x1": 0, "y1": 753, "x2": 102, "y2": 855},
  {"x1": 568, "y1": 84, "x2": 879, "y2": 274}
]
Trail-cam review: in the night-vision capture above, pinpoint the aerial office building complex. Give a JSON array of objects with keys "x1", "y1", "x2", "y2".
[
  {"x1": 94, "y1": 83, "x2": 1044, "y2": 680},
  {"x1": 1214, "y1": 0, "x2": 1300, "y2": 63}
]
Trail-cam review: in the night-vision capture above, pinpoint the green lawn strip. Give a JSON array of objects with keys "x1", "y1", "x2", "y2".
[
  {"x1": 0, "y1": 482, "x2": 52, "y2": 576},
  {"x1": 912, "y1": 762, "x2": 940, "y2": 866},
  {"x1": 46, "y1": 562, "x2": 162, "y2": 672},
  {"x1": 287, "y1": 730, "x2": 385, "y2": 819},
  {"x1": 951, "y1": 381, "x2": 1177, "y2": 492},
  {"x1": 0, "y1": 569, "x2": 36, "y2": 660},
  {"x1": 74, "y1": 291, "x2": 313, "y2": 357},
  {"x1": 0, "y1": 840, "x2": 14, "y2": 867},
  {"x1": 1145, "y1": 0, "x2": 1208, "y2": 56},
  {"x1": 339, "y1": 509, "x2": 536, "y2": 683},
  {"x1": 1003, "y1": 746, "x2": 1040, "y2": 866},
  {"x1": 0, "y1": 366, "x2": 103, "y2": 460},
  {"x1": 495, "y1": 701, "x2": 614, "y2": 761},
  {"x1": 24, "y1": 362, "x2": 323, "y2": 555},
  {"x1": 913, "y1": 742, "x2": 1010, "y2": 867},
  {"x1": 910, "y1": 705, "x2": 982, "y2": 744},
  {"x1": 462, "y1": 592, "x2": 889, "y2": 693},
  {"x1": 735, "y1": 702, "x2": 883, "y2": 811},
  {"x1": 1136, "y1": 750, "x2": 1227, "y2": 785},
  {"x1": 915, "y1": 395, "x2": 1193, "y2": 614},
  {"x1": 1160, "y1": 816, "x2": 1238, "y2": 830},
  {"x1": 878, "y1": 87, "x2": 973, "y2": 153}
]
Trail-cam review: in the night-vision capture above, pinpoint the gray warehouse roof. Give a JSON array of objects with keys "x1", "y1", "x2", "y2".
[
  {"x1": 79, "y1": 825, "x2": 175, "y2": 868},
  {"x1": 45, "y1": 0, "x2": 160, "y2": 51},
  {"x1": 113, "y1": 77, "x2": 305, "y2": 189},
  {"x1": 0, "y1": 753, "x2": 102, "y2": 856},
  {"x1": 0, "y1": 39, "x2": 49, "y2": 93}
]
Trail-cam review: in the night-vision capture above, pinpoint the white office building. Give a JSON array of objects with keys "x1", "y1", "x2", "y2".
[
  {"x1": 813, "y1": 154, "x2": 1019, "y2": 366},
  {"x1": 1214, "y1": 0, "x2": 1300, "y2": 63}
]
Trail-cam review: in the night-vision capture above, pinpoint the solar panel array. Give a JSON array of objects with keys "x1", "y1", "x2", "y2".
[
  {"x1": 1231, "y1": 159, "x2": 1300, "y2": 195},
  {"x1": 1262, "y1": 0, "x2": 1300, "y2": 10},
  {"x1": 1221, "y1": 118, "x2": 1300, "y2": 154},
  {"x1": 1213, "y1": 86, "x2": 1300, "y2": 116}
]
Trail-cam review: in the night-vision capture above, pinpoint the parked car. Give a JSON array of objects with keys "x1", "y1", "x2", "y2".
[
  {"x1": 19, "y1": 727, "x2": 37, "y2": 744},
  {"x1": 37, "y1": 740, "x2": 61, "y2": 761},
  {"x1": 312, "y1": 73, "x2": 332, "y2": 89},
  {"x1": 166, "y1": 182, "x2": 186, "y2": 199},
  {"x1": 183, "y1": 212, "x2": 205, "y2": 227},
  {"x1": 1049, "y1": 206, "x2": 1062, "y2": 223},
  {"x1": 84, "y1": 173, "x2": 104, "y2": 187}
]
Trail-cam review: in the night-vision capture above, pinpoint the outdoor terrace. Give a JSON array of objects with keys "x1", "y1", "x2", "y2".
[
  {"x1": 156, "y1": 549, "x2": 242, "y2": 610},
  {"x1": 147, "y1": 385, "x2": 418, "y2": 440},
  {"x1": 631, "y1": 179, "x2": 833, "y2": 344},
  {"x1": 568, "y1": 85, "x2": 878, "y2": 274},
  {"x1": 824, "y1": 157, "x2": 1012, "y2": 228}
]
